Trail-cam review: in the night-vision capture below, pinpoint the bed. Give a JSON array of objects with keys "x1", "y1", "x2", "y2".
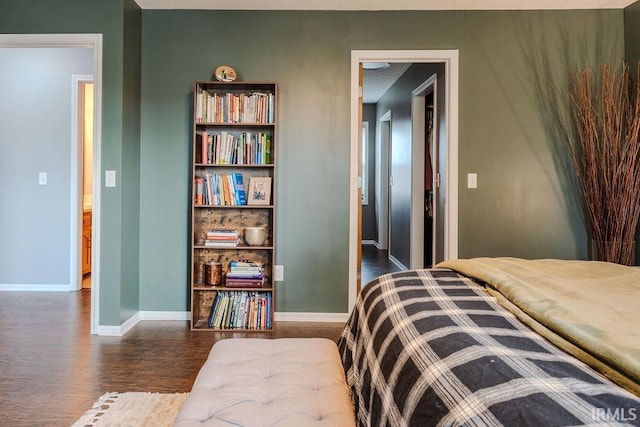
[{"x1": 338, "y1": 257, "x2": 640, "y2": 426}]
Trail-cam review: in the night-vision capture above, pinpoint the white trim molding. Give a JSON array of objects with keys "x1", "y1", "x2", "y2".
[
  {"x1": 94, "y1": 311, "x2": 347, "y2": 336},
  {"x1": 70, "y1": 74, "x2": 94, "y2": 293},
  {"x1": 349, "y1": 49, "x2": 459, "y2": 313},
  {"x1": 139, "y1": 311, "x2": 191, "y2": 321},
  {"x1": 97, "y1": 312, "x2": 140, "y2": 337},
  {"x1": 0, "y1": 284, "x2": 72, "y2": 292}
]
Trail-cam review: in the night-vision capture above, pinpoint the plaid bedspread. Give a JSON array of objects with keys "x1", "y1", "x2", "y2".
[{"x1": 338, "y1": 269, "x2": 640, "y2": 426}]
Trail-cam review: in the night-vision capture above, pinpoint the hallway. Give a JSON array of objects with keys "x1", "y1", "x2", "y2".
[{"x1": 361, "y1": 244, "x2": 403, "y2": 285}]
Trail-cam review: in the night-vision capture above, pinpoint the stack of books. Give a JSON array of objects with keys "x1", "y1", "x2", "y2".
[
  {"x1": 205, "y1": 229, "x2": 240, "y2": 247},
  {"x1": 226, "y1": 260, "x2": 264, "y2": 288}
]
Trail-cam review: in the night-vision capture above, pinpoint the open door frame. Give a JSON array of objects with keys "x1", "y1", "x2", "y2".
[
  {"x1": 348, "y1": 49, "x2": 459, "y2": 312},
  {"x1": 410, "y1": 74, "x2": 437, "y2": 269},
  {"x1": 0, "y1": 34, "x2": 103, "y2": 335}
]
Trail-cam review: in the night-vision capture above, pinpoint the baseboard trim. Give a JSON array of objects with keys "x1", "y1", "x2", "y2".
[
  {"x1": 0, "y1": 283, "x2": 72, "y2": 291},
  {"x1": 389, "y1": 254, "x2": 407, "y2": 271},
  {"x1": 97, "y1": 312, "x2": 140, "y2": 336},
  {"x1": 139, "y1": 311, "x2": 190, "y2": 321},
  {"x1": 92, "y1": 311, "x2": 350, "y2": 336}
]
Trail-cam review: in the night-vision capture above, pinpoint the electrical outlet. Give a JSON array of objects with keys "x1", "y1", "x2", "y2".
[
  {"x1": 274, "y1": 265, "x2": 284, "y2": 282},
  {"x1": 38, "y1": 172, "x2": 47, "y2": 185}
]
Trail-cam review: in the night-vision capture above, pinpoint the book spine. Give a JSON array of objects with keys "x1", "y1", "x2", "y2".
[
  {"x1": 266, "y1": 293, "x2": 272, "y2": 329},
  {"x1": 208, "y1": 293, "x2": 221, "y2": 328},
  {"x1": 195, "y1": 178, "x2": 204, "y2": 205},
  {"x1": 201, "y1": 131, "x2": 208, "y2": 164}
]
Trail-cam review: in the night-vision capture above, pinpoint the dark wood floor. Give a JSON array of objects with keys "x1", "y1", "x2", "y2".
[
  {"x1": 0, "y1": 290, "x2": 344, "y2": 427},
  {"x1": 361, "y1": 243, "x2": 402, "y2": 285},
  {"x1": 0, "y1": 247, "x2": 394, "y2": 427}
]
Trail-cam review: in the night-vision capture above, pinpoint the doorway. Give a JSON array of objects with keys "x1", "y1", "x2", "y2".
[
  {"x1": 349, "y1": 50, "x2": 459, "y2": 311},
  {"x1": 0, "y1": 34, "x2": 103, "y2": 334},
  {"x1": 410, "y1": 74, "x2": 438, "y2": 268},
  {"x1": 74, "y1": 78, "x2": 94, "y2": 289}
]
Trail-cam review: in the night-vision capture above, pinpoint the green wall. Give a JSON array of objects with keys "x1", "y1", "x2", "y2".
[
  {"x1": 1, "y1": 4, "x2": 628, "y2": 319},
  {"x1": 0, "y1": 0, "x2": 142, "y2": 326},
  {"x1": 625, "y1": 2, "x2": 640, "y2": 66},
  {"x1": 139, "y1": 10, "x2": 624, "y2": 314}
]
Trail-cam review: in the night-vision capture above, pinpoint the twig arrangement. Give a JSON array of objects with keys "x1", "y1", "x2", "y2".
[{"x1": 556, "y1": 62, "x2": 640, "y2": 265}]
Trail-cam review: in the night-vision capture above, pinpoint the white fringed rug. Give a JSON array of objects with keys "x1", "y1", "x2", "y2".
[{"x1": 72, "y1": 392, "x2": 188, "y2": 427}]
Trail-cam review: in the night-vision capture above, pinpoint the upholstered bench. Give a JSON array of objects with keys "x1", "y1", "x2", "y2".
[{"x1": 173, "y1": 338, "x2": 355, "y2": 427}]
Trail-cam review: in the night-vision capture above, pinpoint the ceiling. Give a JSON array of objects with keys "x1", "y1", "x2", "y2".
[
  {"x1": 363, "y1": 63, "x2": 411, "y2": 103},
  {"x1": 134, "y1": 0, "x2": 636, "y2": 10}
]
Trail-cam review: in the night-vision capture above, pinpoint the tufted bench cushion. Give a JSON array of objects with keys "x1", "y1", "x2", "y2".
[{"x1": 173, "y1": 338, "x2": 355, "y2": 427}]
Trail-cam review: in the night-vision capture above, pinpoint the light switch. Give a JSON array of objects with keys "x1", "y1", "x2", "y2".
[
  {"x1": 105, "y1": 170, "x2": 116, "y2": 187},
  {"x1": 467, "y1": 173, "x2": 478, "y2": 189},
  {"x1": 38, "y1": 172, "x2": 47, "y2": 185},
  {"x1": 274, "y1": 265, "x2": 284, "y2": 282}
]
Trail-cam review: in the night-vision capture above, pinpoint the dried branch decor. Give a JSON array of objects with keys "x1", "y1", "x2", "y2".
[{"x1": 557, "y1": 63, "x2": 640, "y2": 265}]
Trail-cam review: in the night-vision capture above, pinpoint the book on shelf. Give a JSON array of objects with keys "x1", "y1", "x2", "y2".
[
  {"x1": 232, "y1": 172, "x2": 247, "y2": 205},
  {"x1": 195, "y1": 87, "x2": 275, "y2": 125},
  {"x1": 204, "y1": 240, "x2": 239, "y2": 247},
  {"x1": 207, "y1": 229, "x2": 240, "y2": 239},
  {"x1": 194, "y1": 178, "x2": 204, "y2": 205},
  {"x1": 226, "y1": 277, "x2": 264, "y2": 288},
  {"x1": 207, "y1": 291, "x2": 272, "y2": 330},
  {"x1": 208, "y1": 292, "x2": 222, "y2": 327},
  {"x1": 194, "y1": 173, "x2": 248, "y2": 206},
  {"x1": 197, "y1": 131, "x2": 273, "y2": 166},
  {"x1": 228, "y1": 260, "x2": 263, "y2": 274},
  {"x1": 226, "y1": 259, "x2": 264, "y2": 287},
  {"x1": 205, "y1": 229, "x2": 240, "y2": 247}
]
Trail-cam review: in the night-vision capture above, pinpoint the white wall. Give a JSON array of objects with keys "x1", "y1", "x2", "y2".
[{"x1": 0, "y1": 47, "x2": 93, "y2": 288}]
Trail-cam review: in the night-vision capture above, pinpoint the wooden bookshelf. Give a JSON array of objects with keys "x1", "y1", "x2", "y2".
[{"x1": 189, "y1": 81, "x2": 277, "y2": 332}]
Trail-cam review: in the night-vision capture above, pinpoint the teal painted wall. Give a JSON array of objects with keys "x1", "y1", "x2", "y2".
[
  {"x1": 0, "y1": 0, "x2": 141, "y2": 326},
  {"x1": 625, "y1": 1, "x2": 640, "y2": 263},
  {"x1": 120, "y1": 0, "x2": 142, "y2": 321},
  {"x1": 1, "y1": 5, "x2": 627, "y2": 318},
  {"x1": 139, "y1": 10, "x2": 624, "y2": 314},
  {"x1": 625, "y1": 2, "x2": 640, "y2": 66}
]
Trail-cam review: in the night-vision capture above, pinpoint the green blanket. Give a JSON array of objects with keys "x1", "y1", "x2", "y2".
[{"x1": 437, "y1": 257, "x2": 640, "y2": 393}]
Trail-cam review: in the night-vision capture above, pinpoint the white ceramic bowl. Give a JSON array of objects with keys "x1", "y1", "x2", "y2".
[{"x1": 244, "y1": 227, "x2": 266, "y2": 246}]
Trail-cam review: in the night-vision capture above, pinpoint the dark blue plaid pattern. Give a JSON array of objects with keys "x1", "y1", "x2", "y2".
[{"x1": 338, "y1": 269, "x2": 640, "y2": 426}]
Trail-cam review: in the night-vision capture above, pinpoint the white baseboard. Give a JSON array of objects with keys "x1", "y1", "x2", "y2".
[
  {"x1": 139, "y1": 311, "x2": 190, "y2": 321},
  {"x1": 389, "y1": 254, "x2": 407, "y2": 271},
  {"x1": 96, "y1": 311, "x2": 190, "y2": 336},
  {"x1": 97, "y1": 312, "x2": 140, "y2": 336},
  {"x1": 0, "y1": 283, "x2": 72, "y2": 291},
  {"x1": 93, "y1": 311, "x2": 351, "y2": 336}
]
